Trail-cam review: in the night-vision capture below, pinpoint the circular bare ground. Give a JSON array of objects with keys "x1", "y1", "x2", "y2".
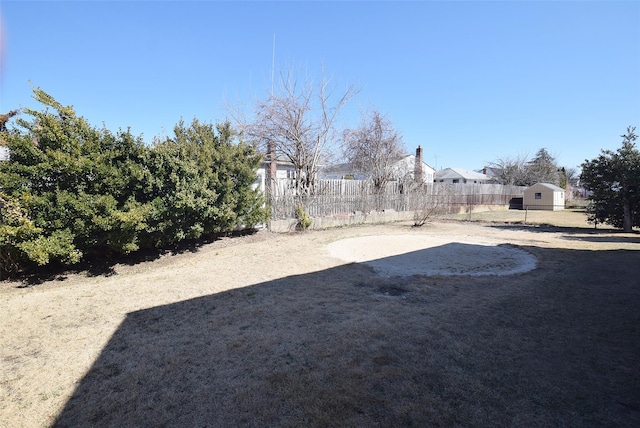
[{"x1": 326, "y1": 235, "x2": 537, "y2": 277}]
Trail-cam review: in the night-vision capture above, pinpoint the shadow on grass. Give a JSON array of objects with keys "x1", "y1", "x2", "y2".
[
  {"x1": 14, "y1": 229, "x2": 259, "y2": 288},
  {"x1": 561, "y1": 233, "x2": 640, "y2": 244},
  {"x1": 53, "y1": 244, "x2": 640, "y2": 427},
  {"x1": 488, "y1": 223, "x2": 640, "y2": 241}
]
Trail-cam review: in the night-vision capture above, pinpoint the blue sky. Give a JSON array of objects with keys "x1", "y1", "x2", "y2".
[{"x1": 1, "y1": 1, "x2": 638, "y2": 171}]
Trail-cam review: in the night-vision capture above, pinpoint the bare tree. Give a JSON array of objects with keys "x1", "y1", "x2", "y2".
[
  {"x1": 237, "y1": 67, "x2": 356, "y2": 198},
  {"x1": 565, "y1": 167, "x2": 578, "y2": 186},
  {"x1": 342, "y1": 109, "x2": 405, "y2": 192},
  {"x1": 486, "y1": 153, "x2": 532, "y2": 186}
]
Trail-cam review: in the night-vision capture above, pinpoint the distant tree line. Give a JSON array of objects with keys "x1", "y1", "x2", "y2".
[
  {"x1": 487, "y1": 148, "x2": 576, "y2": 188},
  {"x1": 0, "y1": 88, "x2": 268, "y2": 277}
]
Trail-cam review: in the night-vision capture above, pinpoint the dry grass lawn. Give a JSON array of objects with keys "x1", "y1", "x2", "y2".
[{"x1": 1, "y1": 209, "x2": 639, "y2": 427}]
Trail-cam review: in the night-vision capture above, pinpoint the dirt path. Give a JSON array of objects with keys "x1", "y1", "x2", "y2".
[{"x1": 2, "y1": 213, "x2": 639, "y2": 427}]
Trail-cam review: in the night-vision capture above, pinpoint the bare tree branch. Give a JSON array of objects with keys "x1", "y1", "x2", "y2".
[
  {"x1": 235, "y1": 66, "x2": 357, "y2": 198},
  {"x1": 342, "y1": 109, "x2": 405, "y2": 191},
  {"x1": 487, "y1": 153, "x2": 533, "y2": 186}
]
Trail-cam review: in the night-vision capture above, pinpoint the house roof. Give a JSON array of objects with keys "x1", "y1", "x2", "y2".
[
  {"x1": 525, "y1": 182, "x2": 565, "y2": 192},
  {"x1": 321, "y1": 154, "x2": 436, "y2": 176},
  {"x1": 321, "y1": 162, "x2": 355, "y2": 175},
  {"x1": 435, "y1": 167, "x2": 490, "y2": 181}
]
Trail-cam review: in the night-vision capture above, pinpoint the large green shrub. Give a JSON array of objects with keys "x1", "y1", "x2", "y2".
[
  {"x1": 0, "y1": 88, "x2": 268, "y2": 277},
  {"x1": 137, "y1": 118, "x2": 268, "y2": 248},
  {"x1": 0, "y1": 89, "x2": 151, "y2": 261}
]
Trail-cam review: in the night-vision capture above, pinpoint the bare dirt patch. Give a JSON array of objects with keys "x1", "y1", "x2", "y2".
[
  {"x1": 1, "y1": 210, "x2": 639, "y2": 427},
  {"x1": 327, "y1": 235, "x2": 537, "y2": 276}
]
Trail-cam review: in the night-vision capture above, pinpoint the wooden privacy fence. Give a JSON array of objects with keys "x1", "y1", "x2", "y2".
[{"x1": 267, "y1": 179, "x2": 525, "y2": 220}]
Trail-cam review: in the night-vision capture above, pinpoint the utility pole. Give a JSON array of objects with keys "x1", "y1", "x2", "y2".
[
  {"x1": 434, "y1": 155, "x2": 441, "y2": 171},
  {"x1": 271, "y1": 33, "x2": 276, "y2": 96}
]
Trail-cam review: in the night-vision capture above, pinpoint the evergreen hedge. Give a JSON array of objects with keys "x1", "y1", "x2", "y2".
[{"x1": 0, "y1": 88, "x2": 268, "y2": 277}]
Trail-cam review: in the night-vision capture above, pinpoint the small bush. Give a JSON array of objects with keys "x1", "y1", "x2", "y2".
[{"x1": 295, "y1": 205, "x2": 312, "y2": 230}]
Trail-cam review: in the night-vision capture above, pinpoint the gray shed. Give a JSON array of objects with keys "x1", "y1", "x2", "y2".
[{"x1": 523, "y1": 183, "x2": 565, "y2": 211}]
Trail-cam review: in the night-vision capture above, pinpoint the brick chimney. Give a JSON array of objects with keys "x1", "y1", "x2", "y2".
[
  {"x1": 268, "y1": 141, "x2": 277, "y2": 181},
  {"x1": 414, "y1": 145, "x2": 423, "y2": 182},
  {"x1": 264, "y1": 141, "x2": 277, "y2": 206}
]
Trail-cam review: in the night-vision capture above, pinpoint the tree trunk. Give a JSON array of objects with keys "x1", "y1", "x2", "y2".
[{"x1": 623, "y1": 199, "x2": 632, "y2": 232}]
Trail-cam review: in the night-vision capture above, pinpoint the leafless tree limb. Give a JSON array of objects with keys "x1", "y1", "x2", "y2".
[
  {"x1": 342, "y1": 109, "x2": 405, "y2": 192},
  {"x1": 234, "y1": 66, "x2": 357, "y2": 199}
]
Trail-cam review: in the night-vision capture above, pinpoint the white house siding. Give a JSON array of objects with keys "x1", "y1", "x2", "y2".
[
  {"x1": 523, "y1": 183, "x2": 565, "y2": 211},
  {"x1": 255, "y1": 165, "x2": 296, "y2": 193},
  {"x1": 0, "y1": 146, "x2": 9, "y2": 161},
  {"x1": 321, "y1": 155, "x2": 435, "y2": 183},
  {"x1": 392, "y1": 155, "x2": 435, "y2": 184},
  {"x1": 435, "y1": 167, "x2": 491, "y2": 184}
]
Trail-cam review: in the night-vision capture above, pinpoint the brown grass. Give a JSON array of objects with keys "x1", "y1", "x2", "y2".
[{"x1": 1, "y1": 209, "x2": 639, "y2": 427}]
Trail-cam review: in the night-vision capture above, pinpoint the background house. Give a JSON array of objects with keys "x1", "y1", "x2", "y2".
[
  {"x1": 0, "y1": 146, "x2": 9, "y2": 161},
  {"x1": 523, "y1": 182, "x2": 565, "y2": 211},
  {"x1": 320, "y1": 147, "x2": 435, "y2": 184},
  {"x1": 435, "y1": 167, "x2": 492, "y2": 184},
  {"x1": 390, "y1": 153, "x2": 435, "y2": 183},
  {"x1": 254, "y1": 157, "x2": 296, "y2": 193}
]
